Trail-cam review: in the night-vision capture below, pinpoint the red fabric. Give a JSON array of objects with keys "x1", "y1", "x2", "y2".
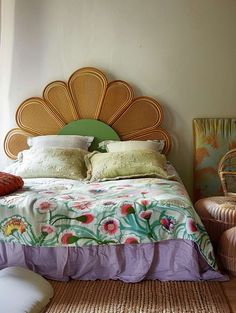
[{"x1": 0, "y1": 172, "x2": 24, "y2": 196}]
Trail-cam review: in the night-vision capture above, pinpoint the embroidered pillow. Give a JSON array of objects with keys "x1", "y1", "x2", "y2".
[
  {"x1": 99, "y1": 140, "x2": 165, "y2": 153},
  {"x1": 0, "y1": 172, "x2": 24, "y2": 196},
  {"x1": 85, "y1": 150, "x2": 170, "y2": 181},
  {"x1": 15, "y1": 147, "x2": 88, "y2": 180},
  {"x1": 28, "y1": 135, "x2": 94, "y2": 151}
]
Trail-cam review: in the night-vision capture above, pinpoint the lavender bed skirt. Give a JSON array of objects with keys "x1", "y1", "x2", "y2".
[{"x1": 0, "y1": 239, "x2": 227, "y2": 282}]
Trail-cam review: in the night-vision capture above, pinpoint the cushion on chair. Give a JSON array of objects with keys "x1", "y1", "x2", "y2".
[
  {"x1": 195, "y1": 196, "x2": 236, "y2": 246},
  {"x1": 0, "y1": 172, "x2": 24, "y2": 196},
  {"x1": 0, "y1": 267, "x2": 53, "y2": 313},
  {"x1": 218, "y1": 226, "x2": 236, "y2": 276}
]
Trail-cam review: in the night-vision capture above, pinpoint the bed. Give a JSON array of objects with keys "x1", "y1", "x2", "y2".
[{"x1": 0, "y1": 67, "x2": 226, "y2": 282}]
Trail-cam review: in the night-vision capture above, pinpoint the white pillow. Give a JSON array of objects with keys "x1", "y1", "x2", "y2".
[
  {"x1": 28, "y1": 135, "x2": 94, "y2": 150},
  {"x1": 0, "y1": 266, "x2": 53, "y2": 313},
  {"x1": 99, "y1": 140, "x2": 165, "y2": 153}
]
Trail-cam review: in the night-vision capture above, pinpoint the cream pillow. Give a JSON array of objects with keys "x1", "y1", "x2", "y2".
[
  {"x1": 99, "y1": 140, "x2": 165, "y2": 153},
  {"x1": 28, "y1": 135, "x2": 94, "y2": 150},
  {"x1": 15, "y1": 147, "x2": 88, "y2": 180},
  {"x1": 85, "y1": 150, "x2": 170, "y2": 181},
  {"x1": 0, "y1": 267, "x2": 53, "y2": 313}
]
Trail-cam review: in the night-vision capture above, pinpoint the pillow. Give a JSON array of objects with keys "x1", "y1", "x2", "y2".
[
  {"x1": 99, "y1": 140, "x2": 165, "y2": 153},
  {"x1": 15, "y1": 147, "x2": 88, "y2": 180},
  {"x1": 85, "y1": 150, "x2": 170, "y2": 181},
  {"x1": 0, "y1": 172, "x2": 24, "y2": 196},
  {"x1": 28, "y1": 135, "x2": 94, "y2": 150},
  {"x1": 0, "y1": 266, "x2": 53, "y2": 313}
]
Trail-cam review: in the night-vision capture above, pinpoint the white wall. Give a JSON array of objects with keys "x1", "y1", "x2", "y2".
[{"x1": 1, "y1": 0, "x2": 236, "y2": 196}]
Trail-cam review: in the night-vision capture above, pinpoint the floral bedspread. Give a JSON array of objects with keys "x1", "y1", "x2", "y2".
[{"x1": 0, "y1": 176, "x2": 216, "y2": 269}]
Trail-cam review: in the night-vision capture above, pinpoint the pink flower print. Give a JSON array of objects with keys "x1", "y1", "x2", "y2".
[
  {"x1": 141, "y1": 191, "x2": 149, "y2": 195},
  {"x1": 59, "y1": 230, "x2": 78, "y2": 245},
  {"x1": 76, "y1": 213, "x2": 94, "y2": 224},
  {"x1": 186, "y1": 218, "x2": 198, "y2": 234},
  {"x1": 60, "y1": 194, "x2": 73, "y2": 200},
  {"x1": 160, "y1": 216, "x2": 175, "y2": 232},
  {"x1": 122, "y1": 234, "x2": 140, "y2": 244},
  {"x1": 71, "y1": 201, "x2": 92, "y2": 211},
  {"x1": 120, "y1": 203, "x2": 135, "y2": 216},
  {"x1": 41, "y1": 224, "x2": 55, "y2": 235},
  {"x1": 34, "y1": 199, "x2": 56, "y2": 213},
  {"x1": 141, "y1": 199, "x2": 149, "y2": 206},
  {"x1": 100, "y1": 218, "x2": 120, "y2": 236},
  {"x1": 139, "y1": 210, "x2": 153, "y2": 220}
]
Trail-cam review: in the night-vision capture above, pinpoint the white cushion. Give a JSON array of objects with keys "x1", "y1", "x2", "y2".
[
  {"x1": 27, "y1": 135, "x2": 94, "y2": 150},
  {"x1": 99, "y1": 140, "x2": 165, "y2": 153},
  {"x1": 0, "y1": 267, "x2": 53, "y2": 313}
]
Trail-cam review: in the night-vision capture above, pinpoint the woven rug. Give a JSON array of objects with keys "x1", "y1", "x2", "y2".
[{"x1": 43, "y1": 280, "x2": 230, "y2": 313}]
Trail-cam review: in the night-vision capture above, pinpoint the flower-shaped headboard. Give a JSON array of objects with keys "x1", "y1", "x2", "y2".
[{"x1": 4, "y1": 67, "x2": 171, "y2": 159}]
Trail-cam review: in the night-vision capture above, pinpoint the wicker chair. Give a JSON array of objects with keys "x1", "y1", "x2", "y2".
[
  {"x1": 195, "y1": 149, "x2": 236, "y2": 276},
  {"x1": 218, "y1": 148, "x2": 236, "y2": 197}
]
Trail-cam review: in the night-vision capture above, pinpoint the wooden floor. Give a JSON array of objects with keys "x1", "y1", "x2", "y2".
[{"x1": 221, "y1": 276, "x2": 236, "y2": 313}]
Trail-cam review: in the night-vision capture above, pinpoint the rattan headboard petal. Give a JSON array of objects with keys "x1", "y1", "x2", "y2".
[{"x1": 4, "y1": 67, "x2": 171, "y2": 159}]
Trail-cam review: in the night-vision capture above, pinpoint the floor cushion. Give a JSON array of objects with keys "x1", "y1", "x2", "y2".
[{"x1": 0, "y1": 266, "x2": 53, "y2": 313}]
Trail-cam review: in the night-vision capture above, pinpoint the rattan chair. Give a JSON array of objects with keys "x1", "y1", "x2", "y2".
[
  {"x1": 195, "y1": 149, "x2": 236, "y2": 276},
  {"x1": 218, "y1": 148, "x2": 236, "y2": 197}
]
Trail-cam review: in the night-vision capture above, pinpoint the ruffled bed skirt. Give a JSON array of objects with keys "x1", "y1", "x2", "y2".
[{"x1": 0, "y1": 239, "x2": 227, "y2": 282}]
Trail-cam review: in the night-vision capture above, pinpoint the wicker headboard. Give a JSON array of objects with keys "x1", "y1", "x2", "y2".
[{"x1": 4, "y1": 67, "x2": 171, "y2": 159}]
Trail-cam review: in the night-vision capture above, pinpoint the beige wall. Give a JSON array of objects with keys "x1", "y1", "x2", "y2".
[{"x1": 1, "y1": 0, "x2": 236, "y2": 196}]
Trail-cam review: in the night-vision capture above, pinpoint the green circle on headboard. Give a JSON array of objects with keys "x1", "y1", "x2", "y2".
[{"x1": 58, "y1": 119, "x2": 120, "y2": 151}]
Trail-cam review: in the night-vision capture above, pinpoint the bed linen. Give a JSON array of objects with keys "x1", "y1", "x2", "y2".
[{"x1": 0, "y1": 170, "x2": 227, "y2": 282}]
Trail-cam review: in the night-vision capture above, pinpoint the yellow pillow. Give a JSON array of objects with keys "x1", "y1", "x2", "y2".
[{"x1": 85, "y1": 150, "x2": 169, "y2": 181}]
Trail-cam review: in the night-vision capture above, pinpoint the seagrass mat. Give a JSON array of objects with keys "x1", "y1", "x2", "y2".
[{"x1": 43, "y1": 280, "x2": 230, "y2": 313}]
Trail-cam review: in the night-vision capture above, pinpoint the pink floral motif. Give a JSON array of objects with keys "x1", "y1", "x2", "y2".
[
  {"x1": 186, "y1": 218, "x2": 198, "y2": 234},
  {"x1": 139, "y1": 210, "x2": 153, "y2": 220},
  {"x1": 71, "y1": 201, "x2": 92, "y2": 211},
  {"x1": 122, "y1": 234, "x2": 140, "y2": 244},
  {"x1": 100, "y1": 218, "x2": 120, "y2": 236},
  {"x1": 141, "y1": 191, "x2": 149, "y2": 195},
  {"x1": 76, "y1": 213, "x2": 94, "y2": 224},
  {"x1": 59, "y1": 230, "x2": 77, "y2": 245},
  {"x1": 120, "y1": 203, "x2": 135, "y2": 216},
  {"x1": 34, "y1": 199, "x2": 57, "y2": 213},
  {"x1": 160, "y1": 216, "x2": 175, "y2": 232},
  {"x1": 140, "y1": 199, "x2": 149, "y2": 206},
  {"x1": 41, "y1": 224, "x2": 56, "y2": 235},
  {"x1": 59, "y1": 194, "x2": 73, "y2": 200},
  {"x1": 117, "y1": 195, "x2": 129, "y2": 198}
]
